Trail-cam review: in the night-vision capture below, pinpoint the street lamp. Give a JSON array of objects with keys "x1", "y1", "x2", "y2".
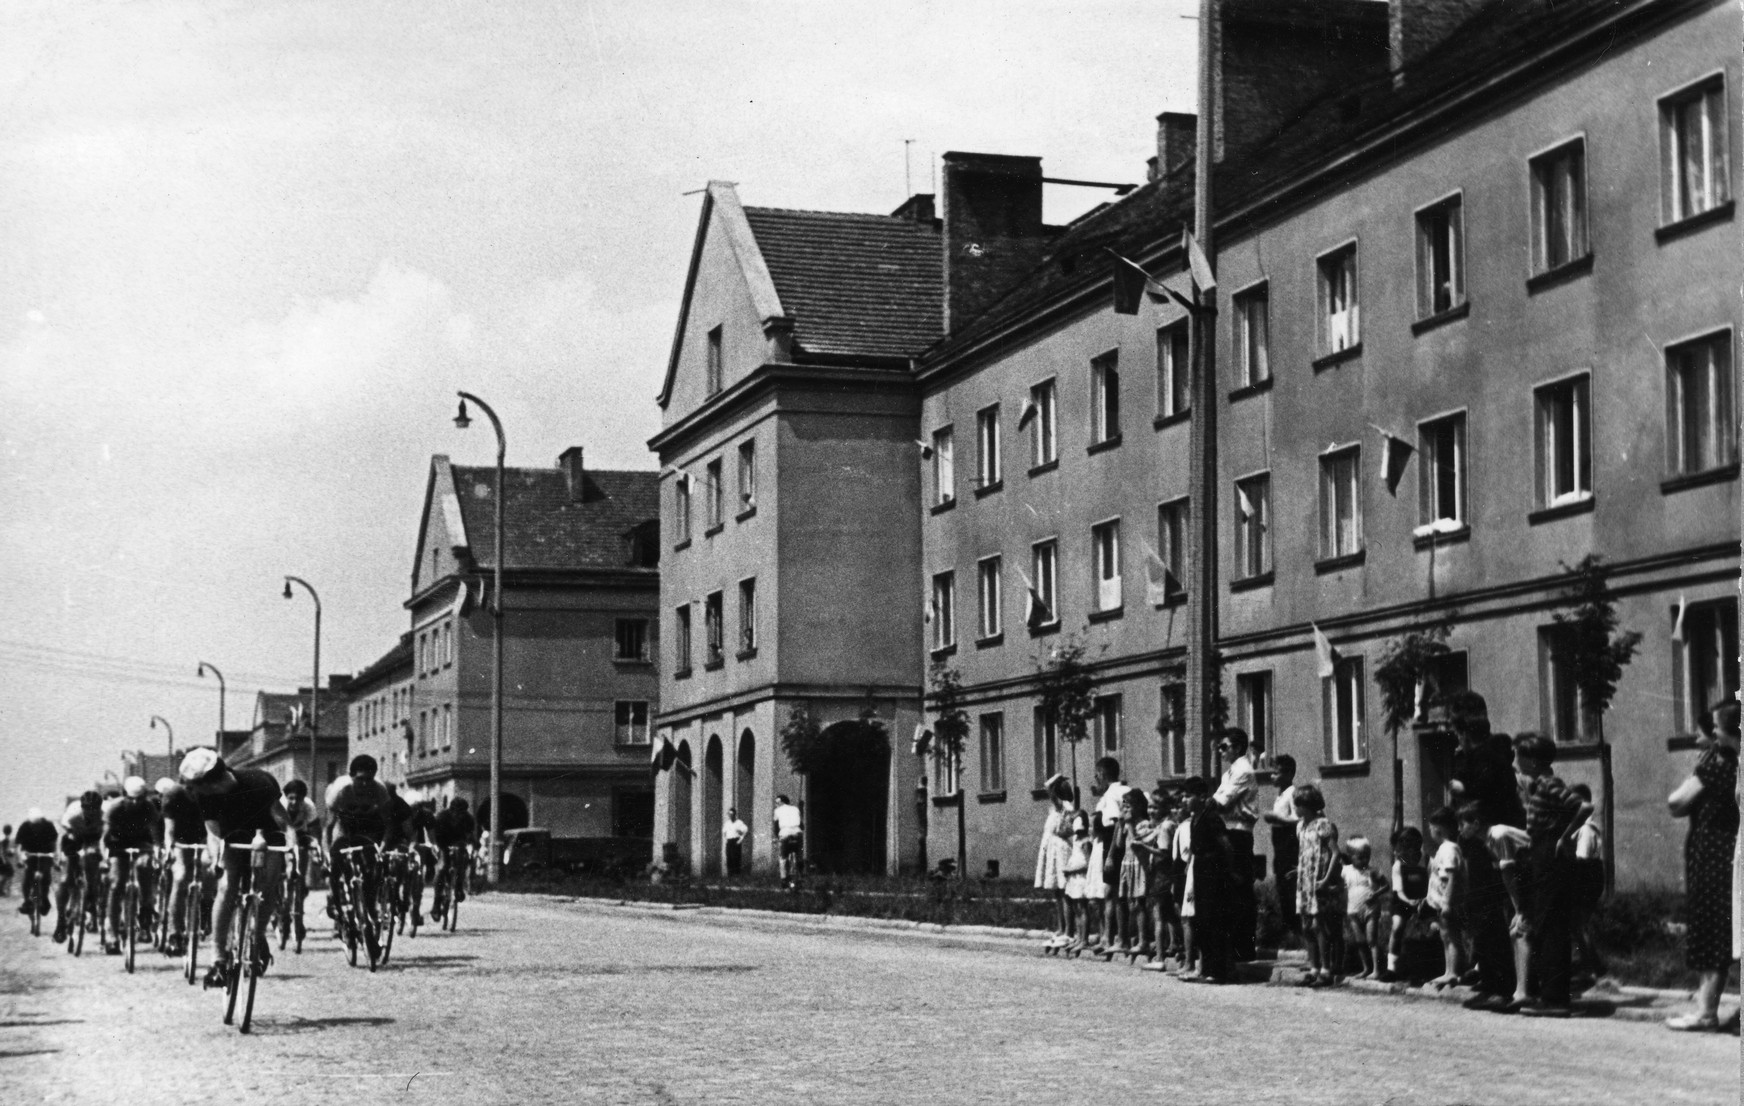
[
  {"x1": 282, "y1": 576, "x2": 322, "y2": 793},
  {"x1": 196, "y1": 661, "x2": 226, "y2": 752},
  {"x1": 149, "y1": 715, "x2": 174, "y2": 757},
  {"x1": 453, "y1": 390, "x2": 505, "y2": 886}
]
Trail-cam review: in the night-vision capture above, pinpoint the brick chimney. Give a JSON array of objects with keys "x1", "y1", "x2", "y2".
[
  {"x1": 558, "y1": 446, "x2": 586, "y2": 500},
  {"x1": 890, "y1": 193, "x2": 936, "y2": 225},
  {"x1": 1151, "y1": 112, "x2": 1197, "y2": 183},
  {"x1": 1389, "y1": 0, "x2": 1492, "y2": 81},
  {"x1": 940, "y1": 152, "x2": 1055, "y2": 333}
]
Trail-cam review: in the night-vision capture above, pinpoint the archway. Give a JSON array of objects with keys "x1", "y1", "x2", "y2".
[
  {"x1": 736, "y1": 730, "x2": 755, "y2": 820},
  {"x1": 805, "y1": 719, "x2": 890, "y2": 875},
  {"x1": 476, "y1": 792, "x2": 530, "y2": 835},
  {"x1": 672, "y1": 741, "x2": 694, "y2": 870},
  {"x1": 702, "y1": 735, "x2": 724, "y2": 876}
]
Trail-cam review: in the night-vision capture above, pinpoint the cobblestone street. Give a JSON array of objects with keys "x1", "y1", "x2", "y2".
[{"x1": 0, "y1": 895, "x2": 1735, "y2": 1105}]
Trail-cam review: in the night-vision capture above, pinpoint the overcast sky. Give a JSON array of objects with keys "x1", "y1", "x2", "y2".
[{"x1": 0, "y1": 0, "x2": 1196, "y2": 817}]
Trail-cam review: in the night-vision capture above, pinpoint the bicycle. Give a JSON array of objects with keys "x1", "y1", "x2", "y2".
[
  {"x1": 176, "y1": 842, "x2": 209, "y2": 986},
  {"x1": 117, "y1": 847, "x2": 154, "y2": 974},
  {"x1": 20, "y1": 852, "x2": 55, "y2": 937},
  {"x1": 331, "y1": 843, "x2": 382, "y2": 971},
  {"x1": 152, "y1": 846, "x2": 174, "y2": 954},
  {"x1": 65, "y1": 846, "x2": 100, "y2": 957},
  {"x1": 212, "y1": 834, "x2": 288, "y2": 1034},
  {"x1": 432, "y1": 845, "x2": 468, "y2": 932},
  {"x1": 377, "y1": 847, "x2": 408, "y2": 964},
  {"x1": 406, "y1": 842, "x2": 437, "y2": 938},
  {"x1": 276, "y1": 843, "x2": 308, "y2": 954}
]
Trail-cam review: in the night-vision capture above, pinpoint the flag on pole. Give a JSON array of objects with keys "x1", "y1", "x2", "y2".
[
  {"x1": 1671, "y1": 592, "x2": 1688, "y2": 643},
  {"x1": 652, "y1": 737, "x2": 678, "y2": 778},
  {"x1": 1313, "y1": 623, "x2": 1340, "y2": 679},
  {"x1": 1142, "y1": 537, "x2": 1177, "y2": 606},
  {"x1": 911, "y1": 724, "x2": 934, "y2": 757},
  {"x1": 1183, "y1": 228, "x2": 1217, "y2": 293},
  {"x1": 915, "y1": 439, "x2": 935, "y2": 461},
  {"x1": 1109, "y1": 250, "x2": 1169, "y2": 315},
  {"x1": 1018, "y1": 566, "x2": 1054, "y2": 631},
  {"x1": 1017, "y1": 399, "x2": 1038, "y2": 430},
  {"x1": 1377, "y1": 428, "x2": 1415, "y2": 496}
]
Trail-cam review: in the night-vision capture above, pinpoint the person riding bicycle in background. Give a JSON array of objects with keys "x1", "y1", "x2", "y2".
[
  {"x1": 100, "y1": 776, "x2": 161, "y2": 955},
  {"x1": 53, "y1": 791, "x2": 104, "y2": 944},
  {"x1": 157, "y1": 776, "x2": 212, "y2": 956},
  {"x1": 323, "y1": 755, "x2": 392, "y2": 941},
  {"x1": 15, "y1": 809, "x2": 58, "y2": 922},
  {"x1": 178, "y1": 748, "x2": 289, "y2": 986},
  {"x1": 430, "y1": 796, "x2": 476, "y2": 922},
  {"x1": 281, "y1": 780, "x2": 318, "y2": 943},
  {"x1": 401, "y1": 795, "x2": 437, "y2": 929}
]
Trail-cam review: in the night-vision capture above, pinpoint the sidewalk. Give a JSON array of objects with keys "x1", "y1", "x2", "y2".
[{"x1": 524, "y1": 892, "x2": 1735, "y2": 1029}]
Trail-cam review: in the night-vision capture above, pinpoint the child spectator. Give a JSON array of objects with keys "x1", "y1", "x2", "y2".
[
  {"x1": 1034, "y1": 774, "x2": 1076, "y2": 952},
  {"x1": 1456, "y1": 800, "x2": 1523, "y2": 1012},
  {"x1": 1386, "y1": 826, "x2": 1431, "y2": 982},
  {"x1": 1426, "y1": 806, "x2": 1465, "y2": 989},
  {"x1": 1173, "y1": 780, "x2": 1203, "y2": 979},
  {"x1": 1569, "y1": 783, "x2": 1606, "y2": 980},
  {"x1": 1342, "y1": 836, "x2": 1384, "y2": 979},
  {"x1": 1262, "y1": 755, "x2": 1300, "y2": 945},
  {"x1": 1133, "y1": 787, "x2": 1177, "y2": 969},
  {"x1": 1293, "y1": 783, "x2": 1342, "y2": 988},
  {"x1": 1061, "y1": 809, "x2": 1092, "y2": 954},
  {"x1": 1188, "y1": 780, "x2": 1234, "y2": 982},
  {"x1": 1514, "y1": 731, "x2": 1591, "y2": 1018},
  {"x1": 1115, "y1": 788, "x2": 1152, "y2": 959}
]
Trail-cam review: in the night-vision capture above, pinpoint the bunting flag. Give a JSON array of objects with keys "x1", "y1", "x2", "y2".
[
  {"x1": 1313, "y1": 623, "x2": 1340, "y2": 679},
  {"x1": 1378, "y1": 428, "x2": 1416, "y2": 497},
  {"x1": 1183, "y1": 228, "x2": 1217, "y2": 293},
  {"x1": 1017, "y1": 399, "x2": 1038, "y2": 430},
  {"x1": 915, "y1": 438, "x2": 935, "y2": 461},
  {"x1": 911, "y1": 724, "x2": 934, "y2": 757},
  {"x1": 1671, "y1": 592, "x2": 1688, "y2": 643},
  {"x1": 1142, "y1": 538, "x2": 1176, "y2": 606},
  {"x1": 1018, "y1": 566, "x2": 1054, "y2": 630},
  {"x1": 651, "y1": 737, "x2": 678, "y2": 777},
  {"x1": 924, "y1": 593, "x2": 936, "y2": 625},
  {"x1": 1236, "y1": 483, "x2": 1254, "y2": 522},
  {"x1": 1108, "y1": 250, "x2": 1169, "y2": 315}
]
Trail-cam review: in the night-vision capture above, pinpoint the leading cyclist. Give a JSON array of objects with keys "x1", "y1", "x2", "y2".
[
  {"x1": 323, "y1": 755, "x2": 392, "y2": 953},
  {"x1": 177, "y1": 748, "x2": 289, "y2": 986},
  {"x1": 53, "y1": 791, "x2": 104, "y2": 944},
  {"x1": 100, "y1": 777, "x2": 161, "y2": 955},
  {"x1": 156, "y1": 776, "x2": 211, "y2": 956}
]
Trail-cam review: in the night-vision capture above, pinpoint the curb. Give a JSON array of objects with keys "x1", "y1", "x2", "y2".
[{"x1": 535, "y1": 894, "x2": 1056, "y2": 942}]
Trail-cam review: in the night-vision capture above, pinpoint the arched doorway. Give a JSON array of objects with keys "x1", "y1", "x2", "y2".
[
  {"x1": 476, "y1": 791, "x2": 530, "y2": 835},
  {"x1": 736, "y1": 730, "x2": 755, "y2": 818},
  {"x1": 702, "y1": 735, "x2": 724, "y2": 876},
  {"x1": 806, "y1": 719, "x2": 889, "y2": 875},
  {"x1": 672, "y1": 741, "x2": 694, "y2": 870}
]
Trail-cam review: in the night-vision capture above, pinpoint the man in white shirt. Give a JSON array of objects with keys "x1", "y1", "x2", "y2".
[
  {"x1": 1212, "y1": 728, "x2": 1260, "y2": 960},
  {"x1": 1262, "y1": 754, "x2": 1300, "y2": 939},
  {"x1": 722, "y1": 807, "x2": 750, "y2": 877},
  {"x1": 1089, "y1": 757, "x2": 1130, "y2": 951},
  {"x1": 772, "y1": 795, "x2": 803, "y2": 882}
]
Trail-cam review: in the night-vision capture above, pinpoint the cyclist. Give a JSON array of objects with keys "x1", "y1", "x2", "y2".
[
  {"x1": 430, "y1": 797, "x2": 476, "y2": 922},
  {"x1": 53, "y1": 791, "x2": 104, "y2": 944},
  {"x1": 401, "y1": 796, "x2": 437, "y2": 929},
  {"x1": 100, "y1": 777, "x2": 161, "y2": 955},
  {"x1": 156, "y1": 776, "x2": 210, "y2": 956},
  {"x1": 177, "y1": 748, "x2": 289, "y2": 986},
  {"x1": 280, "y1": 780, "x2": 318, "y2": 943},
  {"x1": 323, "y1": 755, "x2": 392, "y2": 950},
  {"x1": 15, "y1": 809, "x2": 57, "y2": 922}
]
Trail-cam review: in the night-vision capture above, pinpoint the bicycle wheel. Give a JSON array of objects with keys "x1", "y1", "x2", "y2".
[
  {"x1": 444, "y1": 868, "x2": 460, "y2": 932},
  {"x1": 223, "y1": 899, "x2": 249, "y2": 1026},
  {"x1": 378, "y1": 875, "x2": 396, "y2": 965},
  {"x1": 239, "y1": 897, "x2": 262, "y2": 1034},
  {"x1": 123, "y1": 883, "x2": 137, "y2": 973},
  {"x1": 71, "y1": 881, "x2": 87, "y2": 957},
  {"x1": 184, "y1": 875, "x2": 201, "y2": 986},
  {"x1": 290, "y1": 870, "x2": 305, "y2": 954}
]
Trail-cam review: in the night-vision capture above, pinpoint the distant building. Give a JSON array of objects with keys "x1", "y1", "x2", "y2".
[
  {"x1": 346, "y1": 634, "x2": 414, "y2": 789},
  {"x1": 229, "y1": 681, "x2": 351, "y2": 822}
]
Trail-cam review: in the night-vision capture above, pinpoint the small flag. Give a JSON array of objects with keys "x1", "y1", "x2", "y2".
[
  {"x1": 1142, "y1": 538, "x2": 1176, "y2": 606},
  {"x1": 924, "y1": 593, "x2": 935, "y2": 625},
  {"x1": 652, "y1": 737, "x2": 677, "y2": 777},
  {"x1": 911, "y1": 724, "x2": 933, "y2": 757},
  {"x1": 1671, "y1": 593, "x2": 1688, "y2": 643},
  {"x1": 1236, "y1": 483, "x2": 1254, "y2": 522},
  {"x1": 1413, "y1": 677, "x2": 1427, "y2": 721},
  {"x1": 1019, "y1": 567, "x2": 1054, "y2": 630},
  {"x1": 1108, "y1": 251, "x2": 1167, "y2": 315},
  {"x1": 1017, "y1": 400, "x2": 1038, "y2": 430},
  {"x1": 915, "y1": 439, "x2": 935, "y2": 461},
  {"x1": 1379, "y1": 429, "x2": 1415, "y2": 497},
  {"x1": 1183, "y1": 229, "x2": 1216, "y2": 293},
  {"x1": 1313, "y1": 623, "x2": 1340, "y2": 679}
]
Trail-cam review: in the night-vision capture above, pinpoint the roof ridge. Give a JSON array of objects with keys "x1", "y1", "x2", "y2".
[{"x1": 744, "y1": 205, "x2": 931, "y2": 224}]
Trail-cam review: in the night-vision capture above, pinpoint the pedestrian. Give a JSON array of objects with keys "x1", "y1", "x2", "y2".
[
  {"x1": 1211, "y1": 728, "x2": 1260, "y2": 961},
  {"x1": 1665, "y1": 702, "x2": 1740, "y2": 1032},
  {"x1": 1034, "y1": 774, "x2": 1076, "y2": 952},
  {"x1": 722, "y1": 807, "x2": 749, "y2": 877},
  {"x1": 1087, "y1": 757, "x2": 1130, "y2": 954},
  {"x1": 1385, "y1": 825, "x2": 1430, "y2": 982},
  {"x1": 1262, "y1": 754, "x2": 1300, "y2": 946},
  {"x1": 1425, "y1": 807, "x2": 1465, "y2": 988},
  {"x1": 1115, "y1": 788, "x2": 1151, "y2": 958},
  {"x1": 1513, "y1": 731, "x2": 1591, "y2": 1018},
  {"x1": 772, "y1": 794, "x2": 804, "y2": 883},
  {"x1": 1292, "y1": 783, "x2": 1342, "y2": 988},
  {"x1": 1455, "y1": 800, "x2": 1523, "y2": 1013}
]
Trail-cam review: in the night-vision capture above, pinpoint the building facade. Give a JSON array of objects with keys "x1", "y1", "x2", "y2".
[
  {"x1": 229, "y1": 683, "x2": 352, "y2": 823},
  {"x1": 346, "y1": 634, "x2": 414, "y2": 789}
]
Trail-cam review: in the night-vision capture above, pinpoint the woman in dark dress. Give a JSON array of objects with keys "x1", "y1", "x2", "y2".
[{"x1": 1666, "y1": 703, "x2": 1740, "y2": 1032}]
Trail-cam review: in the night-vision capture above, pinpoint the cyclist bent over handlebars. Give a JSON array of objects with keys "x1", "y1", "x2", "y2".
[
  {"x1": 53, "y1": 792, "x2": 104, "y2": 944},
  {"x1": 100, "y1": 777, "x2": 161, "y2": 955},
  {"x1": 177, "y1": 748, "x2": 289, "y2": 985},
  {"x1": 323, "y1": 755, "x2": 392, "y2": 937}
]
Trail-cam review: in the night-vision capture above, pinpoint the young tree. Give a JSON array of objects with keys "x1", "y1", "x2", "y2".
[
  {"x1": 778, "y1": 704, "x2": 824, "y2": 776},
  {"x1": 1374, "y1": 623, "x2": 1452, "y2": 835},
  {"x1": 927, "y1": 662, "x2": 971, "y2": 878},
  {"x1": 1034, "y1": 635, "x2": 1098, "y2": 788}
]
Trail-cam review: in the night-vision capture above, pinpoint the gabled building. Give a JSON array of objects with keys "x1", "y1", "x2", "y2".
[
  {"x1": 404, "y1": 448, "x2": 659, "y2": 839},
  {"x1": 230, "y1": 682, "x2": 352, "y2": 822},
  {"x1": 346, "y1": 633, "x2": 414, "y2": 789}
]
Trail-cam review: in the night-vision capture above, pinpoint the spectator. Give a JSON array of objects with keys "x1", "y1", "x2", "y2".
[
  {"x1": 1061, "y1": 808, "x2": 1092, "y2": 954},
  {"x1": 0, "y1": 823, "x2": 13, "y2": 898},
  {"x1": 722, "y1": 807, "x2": 749, "y2": 877},
  {"x1": 1665, "y1": 702, "x2": 1740, "y2": 1032},
  {"x1": 1212, "y1": 728, "x2": 1260, "y2": 961},
  {"x1": 1172, "y1": 778, "x2": 1204, "y2": 978},
  {"x1": 1115, "y1": 788, "x2": 1151, "y2": 958},
  {"x1": 1187, "y1": 778, "x2": 1234, "y2": 982},
  {"x1": 1087, "y1": 757, "x2": 1130, "y2": 953},
  {"x1": 1262, "y1": 755, "x2": 1300, "y2": 945},
  {"x1": 1425, "y1": 807, "x2": 1465, "y2": 988},
  {"x1": 1385, "y1": 826, "x2": 1430, "y2": 982},
  {"x1": 772, "y1": 795, "x2": 804, "y2": 883},
  {"x1": 1455, "y1": 800, "x2": 1522, "y2": 1012},
  {"x1": 1293, "y1": 782, "x2": 1341, "y2": 988},
  {"x1": 1514, "y1": 731, "x2": 1591, "y2": 1018},
  {"x1": 1446, "y1": 692, "x2": 1525, "y2": 829},
  {"x1": 1033, "y1": 774, "x2": 1076, "y2": 952},
  {"x1": 1568, "y1": 783, "x2": 1606, "y2": 981},
  {"x1": 1136, "y1": 786, "x2": 1179, "y2": 970},
  {"x1": 1342, "y1": 836, "x2": 1383, "y2": 980}
]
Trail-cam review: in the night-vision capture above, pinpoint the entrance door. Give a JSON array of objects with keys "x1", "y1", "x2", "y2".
[
  {"x1": 672, "y1": 741, "x2": 694, "y2": 871},
  {"x1": 702, "y1": 736, "x2": 724, "y2": 876},
  {"x1": 805, "y1": 720, "x2": 890, "y2": 875},
  {"x1": 1417, "y1": 729, "x2": 1457, "y2": 831}
]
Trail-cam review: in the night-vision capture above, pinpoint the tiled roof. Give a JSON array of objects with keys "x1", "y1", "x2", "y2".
[
  {"x1": 449, "y1": 466, "x2": 659, "y2": 572},
  {"x1": 742, "y1": 207, "x2": 943, "y2": 360}
]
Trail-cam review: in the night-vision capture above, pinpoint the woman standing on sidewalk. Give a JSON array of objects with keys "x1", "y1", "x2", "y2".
[
  {"x1": 1666, "y1": 702, "x2": 1740, "y2": 1032},
  {"x1": 1034, "y1": 774, "x2": 1076, "y2": 951}
]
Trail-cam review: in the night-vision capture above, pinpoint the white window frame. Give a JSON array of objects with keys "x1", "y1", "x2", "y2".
[
  {"x1": 1317, "y1": 241, "x2": 1360, "y2": 355},
  {"x1": 1675, "y1": 598, "x2": 1741, "y2": 735},
  {"x1": 737, "y1": 439, "x2": 756, "y2": 511},
  {"x1": 931, "y1": 570, "x2": 956, "y2": 651},
  {"x1": 1322, "y1": 655, "x2": 1367, "y2": 765},
  {"x1": 674, "y1": 475, "x2": 692, "y2": 544},
  {"x1": 1091, "y1": 517, "x2": 1122, "y2": 612},
  {"x1": 977, "y1": 555, "x2": 1003, "y2": 640},
  {"x1": 1417, "y1": 410, "x2": 1468, "y2": 535},
  {"x1": 1031, "y1": 539, "x2": 1059, "y2": 629},
  {"x1": 1534, "y1": 372, "x2": 1593, "y2": 508},
  {"x1": 1659, "y1": 72, "x2": 1730, "y2": 226},
  {"x1": 704, "y1": 591, "x2": 724, "y2": 666},
  {"x1": 1091, "y1": 694, "x2": 1122, "y2": 757},
  {"x1": 1234, "y1": 280, "x2": 1270, "y2": 386},
  {"x1": 1414, "y1": 191, "x2": 1465, "y2": 319},
  {"x1": 443, "y1": 703, "x2": 453, "y2": 750},
  {"x1": 675, "y1": 604, "x2": 692, "y2": 673},
  {"x1": 1033, "y1": 705, "x2": 1059, "y2": 787},
  {"x1": 1234, "y1": 472, "x2": 1272, "y2": 580},
  {"x1": 615, "y1": 700, "x2": 652, "y2": 746},
  {"x1": 1235, "y1": 670, "x2": 1273, "y2": 767},
  {"x1": 1665, "y1": 328, "x2": 1737, "y2": 477},
  {"x1": 976, "y1": 404, "x2": 1002, "y2": 489},
  {"x1": 1157, "y1": 497, "x2": 1188, "y2": 599},
  {"x1": 738, "y1": 577, "x2": 757, "y2": 654},
  {"x1": 705, "y1": 458, "x2": 724, "y2": 530},
  {"x1": 1030, "y1": 378, "x2": 1057, "y2": 467},
  {"x1": 1091, "y1": 350, "x2": 1120, "y2": 444},
  {"x1": 1160, "y1": 683, "x2": 1188, "y2": 777},
  {"x1": 932, "y1": 426, "x2": 955, "y2": 506},
  {"x1": 1156, "y1": 321, "x2": 1190, "y2": 418},
  {"x1": 1317, "y1": 444, "x2": 1362, "y2": 560},
  {"x1": 1528, "y1": 136, "x2": 1589, "y2": 273},
  {"x1": 978, "y1": 712, "x2": 1005, "y2": 793}
]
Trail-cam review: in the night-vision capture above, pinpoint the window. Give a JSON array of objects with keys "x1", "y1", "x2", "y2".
[
  {"x1": 1418, "y1": 413, "x2": 1468, "y2": 533},
  {"x1": 977, "y1": 556, "x2": 1002, "y2": 640},
  {"x1": 1321, "y1": 656, "x2": 1367, "y2": 764},
  {"x1": 615, "y1": 619, "x2": 649, "y2": 662},
  {"x1": 442, "y1": 704, "x2": 453, "y2": 750},
  {"x1": 1236, "y1": 671, "x2": 1273, "y2": 765},
  {"x1": 704, "y1": 592, "x2": 724, "y2": 666},
  {"x1": 737, "y1": 440, "x2": 756, "y2": 510},
  {"x1": 738, "y1": 578, "x2": 757, "y2": 654},
  {"x1": 1156, "y1": 323, "x2": 1189, "y2": 417},
  {"x1": 1234, "y1": 473, "x2": 1272, "y2": 580},
  {"x1": 1028, "y1": 379, "x2": 1057, "y2": 467},
  {"x1": 1660, "y1": 77, "x2": 1729, "y2": 225},
  {"x1": 1091, "y1": 518, "x2": 1122, "y2": 612},
  {"x1": 932, "y1": 426, "x2": 955, "y2": 506},
  {"x1": 1318, "y1": 447, "x2": 1362, "y2": 559},
  {"x1": 706, "y1": 325, "x2": 723, "y2": 396},
  {"x1": 705, "y1": 458, "x2": 724, "y2": 529},
  {"x1": 1235, "y1": 283, "x2": 1270, "y2": 386},
  {"x1": 615, "y1": 701, "x2": 652, "y2": 746},
  {"x1": 1415, "y1": 194, "x2": 1465, "y2": 317},
  {"x1": 1160, "y1": 683, "x2": 1188, "y2": 777},
  {"x1": 1156, "y1": 498, "x2": 1188, "y2": 599},
  {"x1": 934, "y1": 737, "x2": 961, "y2": 795},
  {"x1": 979, "y1": 713, "x2": 1005, "y2": 793},
  {"x1": 1534, "y1": 374, "x2": 1592, "y2": 507},
  {"x1": 1030, "y1": 539, "x2": 1058, "y2": 628},
  {"x1": 1033, "y1": 706, "x2": 1059, "y2": 787},
  {"x1": 1675, "y1": 599, "x2": 1741, "y2": 735},
  {"x1": 675, "y1": 604, "x2": 692, "y2": 673},
  {"x1": 417, "y1": 710, "x2": 428, "y2": 757},
  {"x1": 1091, "y1": 695, "x2": 1122, "y2": 757},
  {"x1": 674, "y1": 477, "x2": 692, "y2": 544},
  {"x1": 1530, "y1": 139, "x2": 1588, "y2": 272},
  {"x1": 976, "y1": 405, "x2": 1001, "y2": 489},
  {"x1": 1666, "y1": 332, "x2": 1737, "y2": 477},
  {"x1": 931, "y1": 570, "x2": 956, "y2": 650},
  {"x1": 1318, "y1": 244, "x2": 1360, "y2": 355},
  {"x1": 1539, "y1": 626, "x2": 1593, "y2": 744},
  {"x1": 1091, "y1": 352, "x2": 1120, "y2": 444}
]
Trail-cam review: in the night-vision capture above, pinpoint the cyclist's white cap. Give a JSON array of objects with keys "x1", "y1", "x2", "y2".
[
  {"x1": 178, "y1": 747, "x2": 221, "y2": 782},
  {"x1": 26, "y1": 807, "x2": 42, "y2": 820},
  {"x1": 122, "y1": 776, "x2": 147, "y2": 798},
  {"x1": 154, "y1": 777, "x2": 177, "y2": 796}
]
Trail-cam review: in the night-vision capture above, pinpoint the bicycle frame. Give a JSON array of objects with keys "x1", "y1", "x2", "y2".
[
  {"x1": 118, "y1": 847, "x2": 152, "y2": 974},
  {"x1": 331, "y1": 843, "x2": 382, "y2": 971},
  {"x1": 221, "y1": 840, "x2": 289, "y2": 1034}
]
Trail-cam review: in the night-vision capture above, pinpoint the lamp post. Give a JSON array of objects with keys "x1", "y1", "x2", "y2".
[
  {"x1": 149, "y1": 715, "x2": 174, "y2": 757},
  {"x1": 196, "y1": 661, "x2": 226, "y2": 752},
  {"x1": 453, "y1": 390, "x2": 505, "y2": 887},
  {"x1": 282, "y1": 576, "x2": 322, "y2": 794}
]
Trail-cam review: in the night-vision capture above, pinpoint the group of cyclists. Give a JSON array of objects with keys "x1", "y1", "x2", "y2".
[{"x1": 12, "y1": 751, "x2": 480, "y2": 1025}]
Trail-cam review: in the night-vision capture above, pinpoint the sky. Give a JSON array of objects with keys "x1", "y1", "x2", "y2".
[{"x1": 0, "y1": 0, "x2": 1197, "y2": 819}]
